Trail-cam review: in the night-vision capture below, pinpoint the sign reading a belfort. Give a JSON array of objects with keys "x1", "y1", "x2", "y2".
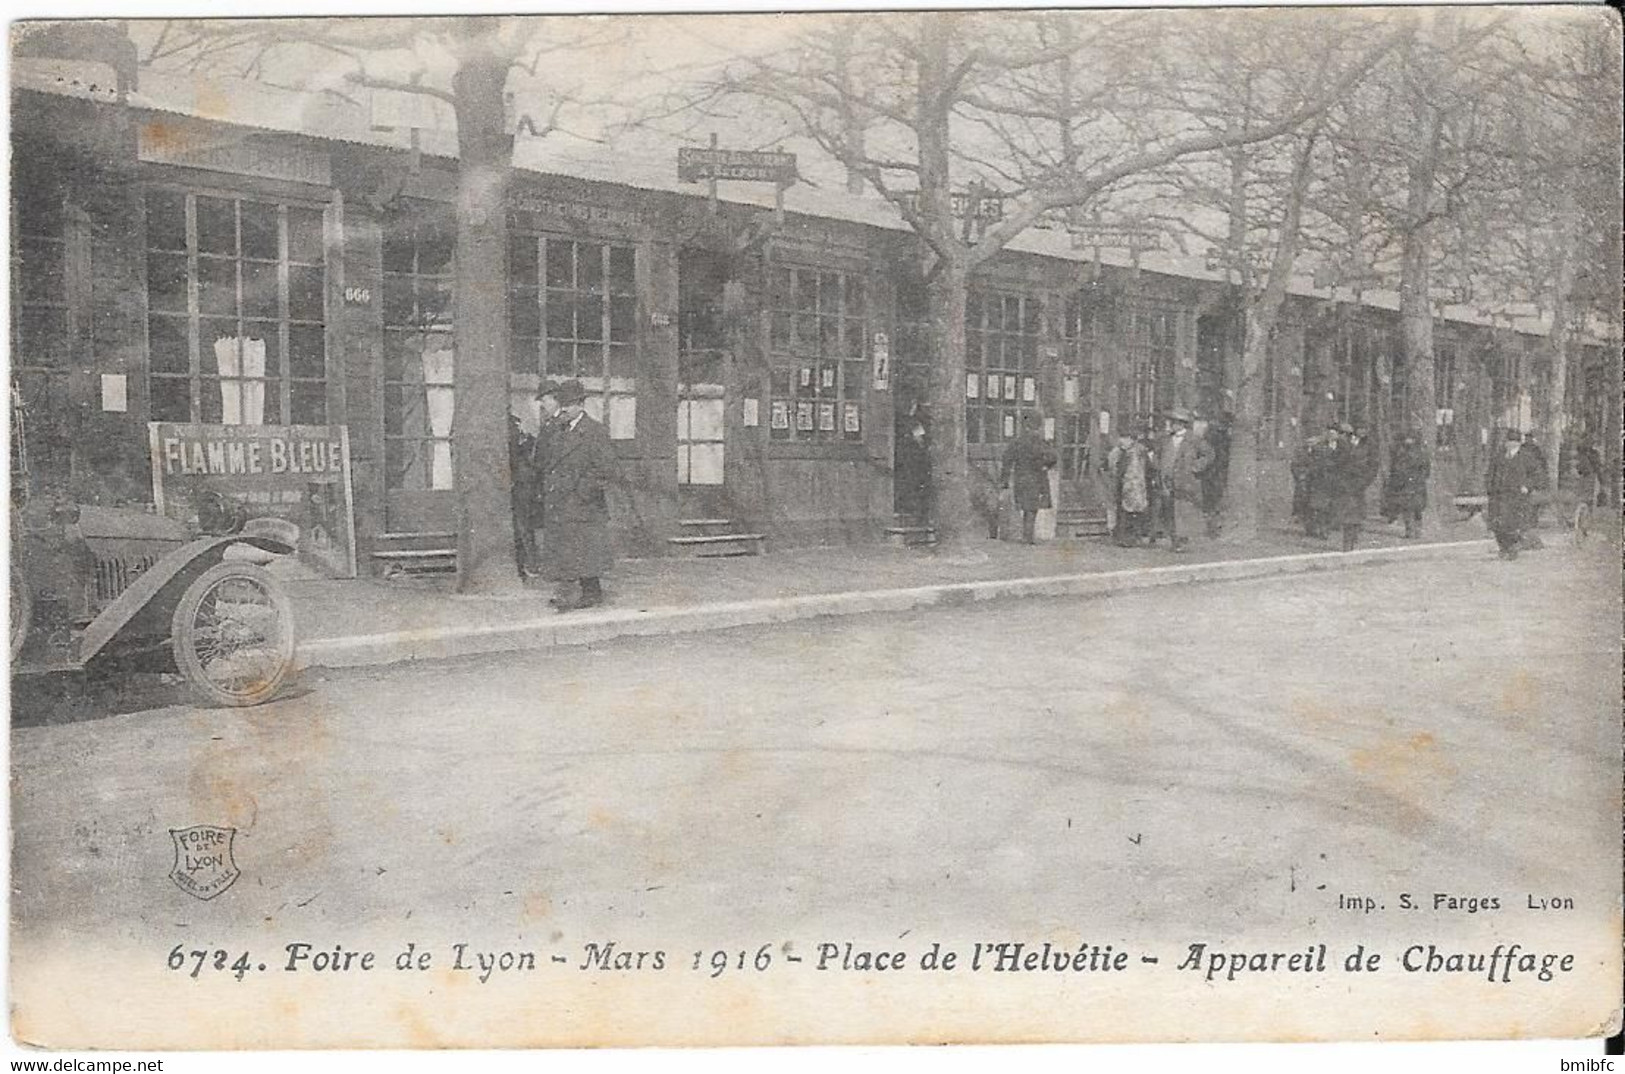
[{"x1": 148, "y1": 422, "x2": 358, "y2": 578}]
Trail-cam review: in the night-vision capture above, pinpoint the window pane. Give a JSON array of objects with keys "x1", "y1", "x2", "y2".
[
  {"x1": 148, "y1": 315, "x2": 190, "y2": 374},
  {"x1": 287, "y1": 207, "x2": 324, "y2": 264},
  {"x1": 546, "y1": 298, "x2": 574, "y2": 341},
  {"x1": 510, "y1": 335, "x2": 540, "y2": 376},
  {"x1": 575, "y1": 296, "x2": 603, "y2": 340},
  {"x1": 820, "y1": 272, "x2": 840, "y2": 315},
  {"x1": 196, "y1": 197, "x2": 236, "y2": 255},
  {"x1": 417, "y1": 218, "x2": 454, "y2": 275},
  {"x1": 382, "y1": 225, "x2": 415, "y2": 274},
  {"x1": 199, "y1": 377, "x2": 223, "y2": 423},
  {"x1": 147, "y1": 252, "x2": 189, "y2": 313},
  {"x1": 291, "y1": 382, "x2": 327, "y2": 424},
  {"x1": 509, "y1": 235, "x2": 538, "y2": 286},
  {"x1": 608, "y1": 343, "x2": 636, "y2": 378},
  {"x1": 289, "y1": 265, "x2": 325, "y2": 321},
  {"x1": 384, "y1": 385, "x2": 427, "y2": 436},
  {"x1": 150, "y1": 376, "x2": 191, "y2": 422},
  {"x1": 246, "y1": 325, "x2": 281, "y2": 382},
  {"x1": 575, "y1": 342, "x2": 603, "y2": 376},
  {"x1": 146, "y1": 190, "x2": 187, "y2": 251},
  {"x1": 198, "y1": 258, "x2": 237, "y2": 316},
  {"x1": 844, "y1": 276, "x2": 864, "y2": 319},
  {"x1": 240, "y1": 201, "x2": 280, "y2": 260},
  {"x1": 609, "y1": 295, "x2": 636, "y2": 343},
  {"x1": 241, "y1": 260, "x2": 279, "y2": 318},
  {"x1": 289, "y1": 324, "x2": 325, "y2": 378},
  {"x1": 418, "y1": 279, "x2": 451, "y2": 327},
  {"x1": 609, "y1": 246, "x2": 635, "y2": 293},
  {"x1": 383, "y1": 277, "x2": 414, "y2": 326},
  {"x1": 795, "y1": 270, "x2": 817, "y2": 313},
  {"x1": 770, "y1": 311, "x2": 790, "y2": 352},
  {"x1": 545, "y1": 240, "x2": 573, "y2": 289},
  {"x1": 578, "y1": 245, "x2": 604, "y2": 293},
  {"x1": 385, "y1": 438, "x2": 420, "y2": 489},
  {"x1": 510, "y1": 287, "x2": 540, "y2": 339},
  {"x1": 200, "y1": 323, "x2": 239, "y2": 375}
]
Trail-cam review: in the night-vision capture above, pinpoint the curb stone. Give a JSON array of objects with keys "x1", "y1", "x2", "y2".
[{"x1": 295, "y1": 539, "x2": 1494, "y2": 670}]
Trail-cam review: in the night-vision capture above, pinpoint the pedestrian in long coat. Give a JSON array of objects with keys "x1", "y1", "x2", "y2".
[
  {"x1": 539, "y1": 379, "x2": 617, "y2": 609},
  {"x1": 1487, "y1": 429, "x2": 1541, "y2": 559},
  {"x1": 1332, "y1": 424, "x2": 1379, "y2": 551},
  {"x1": 1154, "y1": 408, "x2": 1212, "y2": 553},
  {"x1": 1111, "y1": 429, "x2": 1152, "y2": 547},
  {"x1": 1000, "y1": 415, "x2": 1058, "y2": 544},
  {"x1": 1381, "y1": 430, "x2": 1431, "y2": 539},
  {"x1": 1305, "y1": 423, "x2": 1344, "y2": 539},
  {"x1": 1199, "y1": 411, "x2": 1233, "y2": 537}
]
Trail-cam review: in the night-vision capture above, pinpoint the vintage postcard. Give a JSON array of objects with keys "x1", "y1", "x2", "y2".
[{"x1": 6, "y1": 5, "x2": 1622, "y2": 1051}]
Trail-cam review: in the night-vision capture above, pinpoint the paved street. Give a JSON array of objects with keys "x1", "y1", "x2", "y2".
[{"x1": 8, "y1": 541, "x2": 1621, "y2": 1044}]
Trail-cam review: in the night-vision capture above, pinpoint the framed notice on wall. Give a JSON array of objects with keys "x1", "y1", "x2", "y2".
[{"x1": 148, "y1": 422, "x2": 358, "y2": 578}]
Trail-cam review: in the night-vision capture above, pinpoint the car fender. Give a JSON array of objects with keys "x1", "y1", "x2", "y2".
[{"x1": 77, "y1": 532, "x2": 295, "y2": 664}]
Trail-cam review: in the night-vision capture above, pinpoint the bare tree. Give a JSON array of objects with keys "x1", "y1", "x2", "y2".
[
  {"x1": 647, "y1": 10, "x2": 1404, "y2": 547},
  {"x1": 145, "y1": 16, "x2": 614, "y2": 594}
]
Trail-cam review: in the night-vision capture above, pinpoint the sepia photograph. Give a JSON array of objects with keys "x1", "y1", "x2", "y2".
[{"x1": 4, "y1": 2, "x2": 1622, "y2": 1055}]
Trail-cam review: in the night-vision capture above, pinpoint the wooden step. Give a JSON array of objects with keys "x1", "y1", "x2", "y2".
[
  {"x1": 371, "y1": 547, "x2": 457, "y2": 576},
  {"x1": 666, "y1": 532, "x2": 766, "y2": 558},
  {"x1": 884, "y1": 524, "x2": 938, "y2": 548}
]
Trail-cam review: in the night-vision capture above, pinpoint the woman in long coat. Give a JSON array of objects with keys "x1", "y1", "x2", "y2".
[
  {"x1": 1000, "y1": 416, "x2": 1058, "y2": 544},
  {"x1": 540, "y1": 380, "x2": 617, "y2": 609}
]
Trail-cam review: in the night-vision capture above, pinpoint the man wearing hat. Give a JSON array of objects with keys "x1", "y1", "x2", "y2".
[
  {"x1": 1153, "y1": 407, "x2": 1211, "y2": 553},
  {"x1": 1487, "y1": 428, "x2": 1541, "y2": 559},
  {"x1": 1304, "y1": 421, "x2": 1346, "y2": 539},
  {"x1": 537, "y1": 379, "x2": 617, "y2": 609}
]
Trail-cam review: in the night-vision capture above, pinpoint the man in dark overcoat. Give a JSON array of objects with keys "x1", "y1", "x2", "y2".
[
  {"x1": 1305, "y1": 421, "x2": 1344, "y2": 539},
  {"x1": 1381, "y1": 429, "x2": 1431, "y2": 539},
  {"x1": 1000, "y1": 413, "x2": 1058, "y2": 544},
  {"x1": 1487, "y1": 429, "x2": 1541, "y2": 559},
  {"x1": 539, "y1": 379, "x2": 617, "y2": 610}
]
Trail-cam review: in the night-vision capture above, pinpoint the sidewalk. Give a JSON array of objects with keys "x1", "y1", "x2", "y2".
[{"x1": 288, "y1": 518, "x2": 1499, "y2": 670}]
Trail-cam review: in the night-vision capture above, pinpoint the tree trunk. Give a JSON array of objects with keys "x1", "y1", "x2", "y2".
[
  {"x1": 450, "y1": 46, "x2": 520, "y2": 594},
  {"x1": 1543, "y1": 206, "x2": 1581, "y2": 489},
  {"x1": 926, "y1": 262, "x2": 974, "y2": 544},
  {"x1": 1398, "y1": 148, "x2": 1438, "y2": 517}
]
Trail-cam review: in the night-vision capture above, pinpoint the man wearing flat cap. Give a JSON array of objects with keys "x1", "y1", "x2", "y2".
[{"x1": 537, "y1": 379, "x2": 617, "y2": 609}]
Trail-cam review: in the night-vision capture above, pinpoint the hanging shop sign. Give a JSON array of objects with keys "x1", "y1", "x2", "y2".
[
  {"x1": 148, "y1": 422, "x2": 357, "y2": 578},
  {"x1": 1070, "y1": 225, "x2": 1163, "y2": 252},
  {"x1": 678, "y1": 147, "x2": 798, "y2": 185}
]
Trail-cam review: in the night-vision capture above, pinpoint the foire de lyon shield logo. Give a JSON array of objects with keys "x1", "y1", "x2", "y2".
[{"x1": 169, "y1": 826, "x2": 240, "y2": 900}]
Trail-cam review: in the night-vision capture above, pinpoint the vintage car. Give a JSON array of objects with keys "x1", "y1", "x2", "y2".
[{"x1": 9, "y1": 495, "x2": 300, "y2": 707}]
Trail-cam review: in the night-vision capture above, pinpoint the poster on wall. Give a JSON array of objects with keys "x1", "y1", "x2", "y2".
[{"x1": 148, "y1": 422, "x2": 358, "y2": 578}]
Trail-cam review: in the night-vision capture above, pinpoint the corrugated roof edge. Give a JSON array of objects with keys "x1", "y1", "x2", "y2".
[{"x1": 19, "y1": 59, "x2": 1617, "y2": 346}]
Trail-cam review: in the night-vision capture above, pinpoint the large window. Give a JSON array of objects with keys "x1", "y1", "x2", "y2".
[
  {"x1": 965, "y1": 289, "x2": 1041, "y2": 444},
  {"x1": 145, "y1": 189, "x2": 327, "y2": 425},
  {"x1": 767, "y1": 264, "x2": 866, "y2": 443},
  {"x1": 1119, "y1": 301, "x2": 1178, "y2": 433},
  {"x1": 509, "y1": 230, "x2": 637, "y2": 438},
  {"x1": 11, "y1": 166, "x2": 72, "y2": 484},
  {"x1": 382, "y1": 202, "x2": 456, "y2": 491},
  {"x1": 1434, "y1": 342, "x2": 1458, "y2": 448}
]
